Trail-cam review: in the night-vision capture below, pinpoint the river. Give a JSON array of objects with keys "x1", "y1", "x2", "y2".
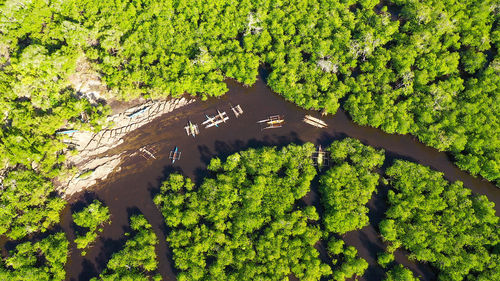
[{"x1": 61, "y1": 76, "x2": 500, "y2": 281}]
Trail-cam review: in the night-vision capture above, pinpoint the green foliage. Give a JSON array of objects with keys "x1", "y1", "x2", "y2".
[
  {"x1": 0, "y1": 0, "x2": 109, "y2": 240},
  {"x1": 0, "y1": 1, "x2": 497, "y2": 252},
  {"x1": 69, "y1": 0, "x2": 257, "y2": 100},
  {"x1": 0, "y1": 170, "x2": 66, "y2": 239},
  {"x1": 72, "y1": 200, "x2": 110, "y2": 253},
  {"x1": 326, "y1": 237, "x2": 369, "y2": 281},
  {"x1": 155, "y1": 144, "x2": 336, "y2": 280},
  {"x1": 0, "y1": 232, "x2": 69, "y2": 281},
  {"x1": 380, "y1": 160, "x2": 499, "y2": 280},
  {"x1": 342, "y1": 1, "x2": 499, "y2": 185},
  {"x1": 377, "y1": 252, "x2": 395, "y2": 268},
  {"x1": 4, "y1": 0, "x2": 497, "y2": 186},
  {"x1": 320, "y1": 138, "x2": 385, "y2": 234},
  {"x1": 0, "y1": 0, "x2": 498, "y2": 270},
  {"x1": 91, "y1": 214, "x2": 161, "y2": 281},
  {"x1": 384, "y1": 264, "x2": 420, "y2": 281}
]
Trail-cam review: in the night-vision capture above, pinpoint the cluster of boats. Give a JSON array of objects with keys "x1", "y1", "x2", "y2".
[
  {"x1": 184, "y1": 105, "x2": 242, "y2": 138},
  {"x1": 173, "y1": 106, "x2": 330, "y2": 165},
  {"x1": 174, "y1": 105, "x2": 244, "y2": 163}
]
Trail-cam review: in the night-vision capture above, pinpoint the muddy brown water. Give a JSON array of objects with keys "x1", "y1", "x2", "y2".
[{"x1": 61, "y1": 76, "x2": 500, "y2": 281}]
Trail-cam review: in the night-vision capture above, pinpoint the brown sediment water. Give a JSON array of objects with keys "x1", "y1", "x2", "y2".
[{"x1": 62, "y1": 76, "x2": 500, "y2": 281}]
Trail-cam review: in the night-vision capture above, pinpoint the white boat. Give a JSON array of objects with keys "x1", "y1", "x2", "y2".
[
  {"x1": 203, "y1": 111, "x2": 229, "y2": 128},
  {"x1": 205, "y1": 117, "x2": 228, "y2": 128},
  {"x1": 217, "y1": 110, "x2": 228, "y2": 122},
  {"x1": 202, "y1": 114, "x2": 217, "y2": 126},
  {"x1": 303, "y1": 115, "x2": 327, "y2": 128}
]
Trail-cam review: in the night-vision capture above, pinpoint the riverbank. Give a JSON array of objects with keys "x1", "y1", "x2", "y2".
[
  {"x1": 56, "y1": 97, "x2": 195, "y2": 197},
  {"x1": 61, "y1": 77, "x2": 500, "y2": 281}
]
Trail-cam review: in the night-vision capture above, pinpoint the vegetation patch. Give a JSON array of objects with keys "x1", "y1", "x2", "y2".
[
  {"x1": 72, "y1": 199, "x2": 110, "y2": 255},
  {"x1": 91, "y1": 214, "x2": 161, "y2": 281},
  {"x1": 0, "y1": 170, "x2": 66, "y2": 240},
  {"x1": 320, "y1": 138, "x2": 385, "y2": 234},
  {"x1": 0, "y1": 232, "x2": 69, "y2": 281},
  {"x1": 380, "y1": 160, "x2": 499, "y2": 281},
  {"x1": 154, "y1": 142, "x2": 384, "y2": 281},
  {"x1": 154, "y1": 144, "x2": 334, "y2": 280}
]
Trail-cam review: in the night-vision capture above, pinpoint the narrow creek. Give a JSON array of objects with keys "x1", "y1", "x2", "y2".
[{"x1": 62, "y1": 76, "x2": 500, "y2": 281}]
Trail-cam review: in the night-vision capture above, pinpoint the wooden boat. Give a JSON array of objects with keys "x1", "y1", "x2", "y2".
[
  {"x1": 139, "y1": 147, "x2": 156, "y2": 160},
  {"x1": 303, "y1": 115, "x2": 327, "y2": 128},
  {"x1": 230, "y1": 104, "x2": 243, "y2": 118},
  {"x1": 184, "y1": 121, "x2": 199, "y2": 137},
  {"x1": 257, "y1": 115, "x2": 284, "y2": 123},
  {"x1": 258, "y1": 115, "x2": 284, "y2": 130},
  {"x1": 169, "y1": 146, "x2": 181, "y2": 164},
  {"x1": 317, "y1": 145, "x2": 324, "y2": 168},
  {"x1": 127, "y1": 106, "x2": 149, "y2": 118},
  {"x1": 312, "y1": 145, "x2": 328, "y2": 169}
]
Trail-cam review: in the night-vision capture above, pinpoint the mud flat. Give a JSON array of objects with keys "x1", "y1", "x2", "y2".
[{"x1": 57, "y1": 97, "x2": 195, "y2": 197}]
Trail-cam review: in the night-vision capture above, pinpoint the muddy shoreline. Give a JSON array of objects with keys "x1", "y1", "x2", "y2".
[
  {"x1": 56, "y1": 97, "x2": 194, "y2": 197},
  {"x1": 62, "y1": 77, "x2": 499, "y2": 281}
]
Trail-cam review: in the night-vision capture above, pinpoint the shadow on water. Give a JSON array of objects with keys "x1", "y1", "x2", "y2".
[{"x1": 59, "y1": 75, "x2": 499, "y2": 281}]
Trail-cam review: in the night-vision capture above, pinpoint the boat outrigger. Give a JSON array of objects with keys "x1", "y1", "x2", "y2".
[
  {"x1": 202, "y1": 114, "x2": 218, "y2": 128},
  {"x1": 258, "y1": 115, "x2": 284, "y2": 130},
  {"x1": 303, "y1": 115, "x2": 327, "y2": 128},
  {"x1": 217, "y1": 110, "x2": 228, "y2": 123},
  {"x1": 184, "y1": 121, "x2": 199, "y2": 137},
  {"x1": 169, "y1": 146, "x2": 181, "y2": 164},
  {"x1": 230, "y1": 104, "x2": 244, "y2": 118},
  {"x1": 202, "y1": 110, "x2": 229, "y2": 128}
]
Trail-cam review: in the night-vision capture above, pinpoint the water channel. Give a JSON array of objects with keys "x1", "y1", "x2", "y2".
[{"x1": 62, "y1": 75, "x2": 500, "y2": 281}]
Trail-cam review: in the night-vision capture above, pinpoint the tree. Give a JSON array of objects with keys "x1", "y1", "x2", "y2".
[
  {"x1": 384, "y1": 264, "x2": 420, "y2": 281},
  {"x1": 72, "y1": 200, "x2": 111, "y2": 255},
  {"x1": 1, "y1": 232, "x2": 69, "y2": 281},
  {"x1": 320, "y1": 138, "x2": 385, "y2": 234},
  {"x1": 326, "y1": 237, "x2": 369, "y2": 281},
  {"x1": 380, "y1": 160, "x2": 499, "y2": 280},
  {"x1": 91, "y1": 214, "x2": 161, "y2": 281},
  {"x1": 155, "y1": 144, "x2": 335, "y2": 280}
]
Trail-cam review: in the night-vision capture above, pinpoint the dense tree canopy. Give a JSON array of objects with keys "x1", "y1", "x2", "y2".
[
  {"x1": 0, "y1": 232, "x2": 69, "y2": 281},
  {"x1": 72, "y1": 199, "x2": 110, "y2": 255},
  {"x1": 343, "y1": 0, "x2": 500, "y2": 185},
  {"x1": 320, "y1": 138, "x2": 385, "y2": 234},
  {"x1": 327, "y1": 238, "x2": 369, "y2": 281},
  {"x1": 0, "y1": 170, "x2": 66, "y2": 239},
  {"x1": 0, "y1": 0, "x2": 108, "y2": 239},
  {"x1": 384, "y1": 264, "x2": 420, "y2": 281},
  {"x1": 154, "y1": 144, "x2": 335, "y2": 280},
  {"x1": 154, "y1": 142, "x2": 382, "y2": 280},
  {"x1": 1, "y1": 0, "x2": 498, "y2": 189},
  {"x1": 91, "y1": 214, "x2": 161, "y2": 281},
  {"x1": 380, "y1": 160, "x2": 499, "y2": 281},
  {"x1": 0, "y1": 0, "x2": 499, "y2": 279}
]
